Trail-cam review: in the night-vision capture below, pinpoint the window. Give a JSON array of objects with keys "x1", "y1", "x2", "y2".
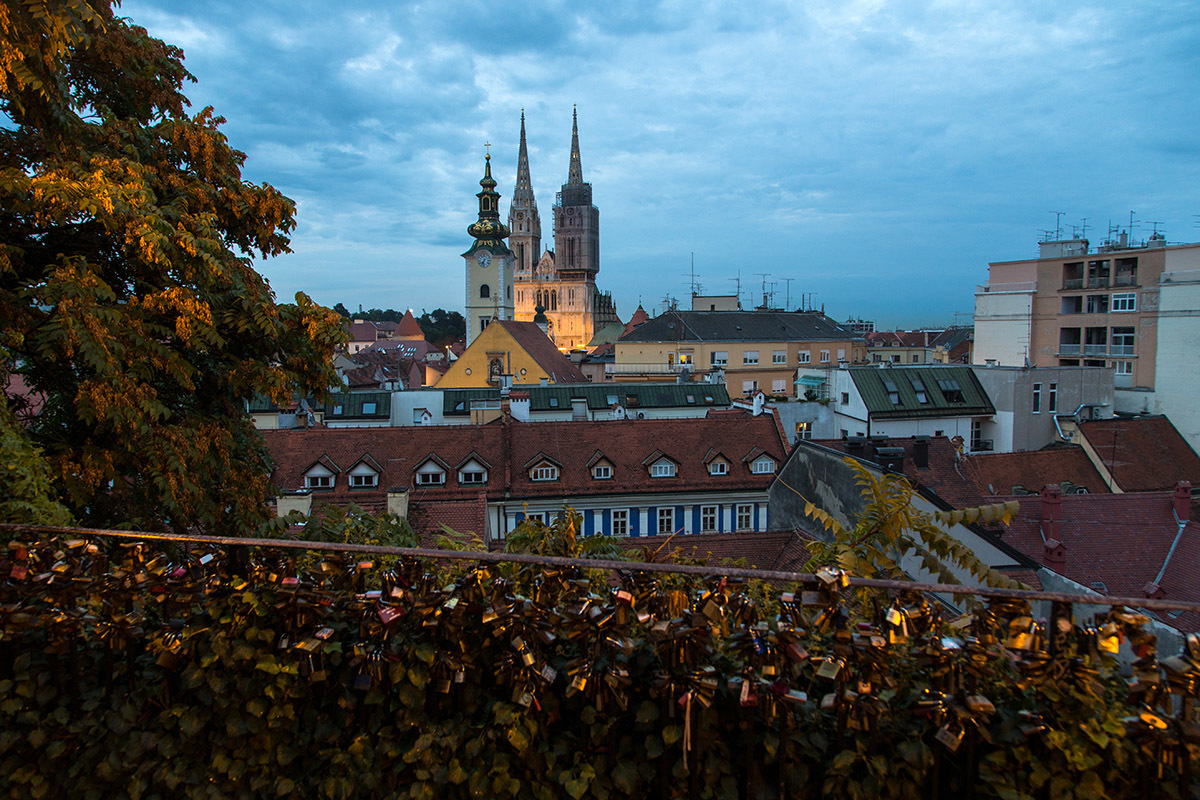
[
  {"x1": 592, "y1": 464, "x2": 612, "y2": 480},
  {"x1": 1062, "y1": 261, "x2": 1084, "y2": 289},
  {"x1": 548, "y1": 397, "x2": 559, "y2": 407},
  {"x1": 701, "y1": 506, "x2": 718, "y2": 532},
  {"x1": 837, "y1": 349, "x2": 846, "y2": 362},
  {"x1": 1115, "y1": 361, "x2": 1133, "y2": 375},
  {"x1": 361, "y1": 402, "x2": 376, "y2": 415},
  {"x1": 1112, "y1": 293, "x2": 1136, "y2": 312},
  {"x1": 796, "y1": 422, "x2": 813, "y2": 440},
  {"x1": 736, "y1": 504, "x2": 754, "y2": 531},
  {"x1": 459, "y1": 470, "x2": 487, "y2": 485},
  {"x1": 820, "y1": 350, "x2": 831, "y2": 363},
  {"x1": 480, "y1": 317, "x2": 491, "y2": 331},
  {"x1": 772, "y1": 350, "x2": 786, "y2": 364},
  {"x1": 650, "y1": 460, "x2": 676, "y2": 478},
  {"x1": 711, "y1": 351, "x2": 728, "y2": 366},
  {"x1": 883, "y1": 379, "x2": 900, "y2": 405},
  {"x1": 1049, "y1": 383, "x2": 1057, "y2": 413},
  {"x1": 1061, "y1": 296, "x2": 1082, "y2": 314},
  {"x1": 798, "y1": 351, "x2": 811, "y2": 364},
  {"x1": 416, "y1": 470, "x2": 445, "y2": 487},
  {"x1": 658, "y1": 508, "x2": 675, "y2": 534},
  {"x1": 305, "y1": 474, "x2": 333, "y2": 490},
  {"x1": 771, "y1": 379, "x2": 786, "y2": 393},
  {"x1": 911, "y1": 354, "x2": 920, "y2": 363},
  {"x1": 937, "y1": 379, "x2": 963, "y2": 403},
  {"x1": 480, "y1": 284, "x2": 491, "y2": 299},
  {"x1": 751, "y1": 456, "x2": 775, "y2": 474},
  {"x1": 742, "y1": 380, "x2": 757, "y2": 394},
  {"x1": 349, "y1": 473, "x2": 377, "y2": 488},
  {"x1": 709, "y1": 461, "x2": 728, "y2": 476},
  {"x1": 840, "y1": 392, "x2": 849, "y2": 405},
  {"x1": 742, "y1": 351, "x2": 759, "y2": 365},
  {"x1": 531, "y1": 464, "x2": 559, "y2": 481},
  {"x1": 1086, "y1": 294, "x2": 1109, "y2": 314},
  {"x1": 1032, "y1": 383, "x2": 1042, "y2": 414},
  {"x1": 611, "y1": 510, "x2": 628, "y2": 536},
  {"x1": 910, "y1": 377, "x2": 928, "y2": 404},
  {"x1": 1111, "y1": 326, "x2": 1135, "y2": 356},
  {"x1": 607, "y1": 394, "x2": 618, "y2": 406}
]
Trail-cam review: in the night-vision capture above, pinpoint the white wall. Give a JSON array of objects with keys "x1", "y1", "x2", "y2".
[
  {"x1": 1154, "y1": 271, "x2": 1200, "y2": 450},
  {"x1": 973, "y1": 290, "x2": 1033, "y2": 366}
]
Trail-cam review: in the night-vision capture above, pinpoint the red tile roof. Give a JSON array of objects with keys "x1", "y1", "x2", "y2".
[
  {"x1": 997, "y1": 490, "x2": 1200, "y2": 631},
  {"x1": 396, "y1": 310, "x2": 424, "y2": 339},
  {"x1": 623, "y1": 305, "x2": 650, "y2": 335},
  {"x1": 966, "y1": 447, "x2": 1111, "y2": 496},
  {"x1": 498, "y1": 321, "x2": 589, "y2": 383},
  {"x1": 407, "y1": 494, "x2": 489, "y2": 541},
  {"x1": 814, "y1": 435, "x2": 986, "y2": 510},
  {"x1": 1077, "y1": 417, "x2": 1200, "y2": 492},
  {"x1": 263, "y1": 412, "x2": 785, "y2": 505}
]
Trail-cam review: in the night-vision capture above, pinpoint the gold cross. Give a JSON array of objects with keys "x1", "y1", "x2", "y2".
[{"x1": 485, "y1": 141, "x2": 491, "y2": 157}]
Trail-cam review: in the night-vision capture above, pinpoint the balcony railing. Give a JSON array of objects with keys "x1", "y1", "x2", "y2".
[
  {"x1": 1058, "y1": 344, "x2": 1081, "y2": 355},
  {"x1": 1061, "y1": 278, "x2": 1084, "y2": 290},
  {"x1": 1086, "y1": 278, "x2": 1109, "y2": 288},
  {"x1": 1083, "y1": 344, "x2": 1107, "y2": 356},
  {"x1": 970, "y1": 439, "x2": 994, "y2": 452},
  {"x1": 1110, "y1": 345, "x2": 1135, "y2": 356},
  {"x1": 606, "y1": 363, "x2": 687, "y2": 374}
]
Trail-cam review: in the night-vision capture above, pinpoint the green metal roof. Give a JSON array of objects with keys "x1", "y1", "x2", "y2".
[
  {"x1": 848, "y1": 366, "x2": 994, "y2": 419},
  {"x1": 325, "y1": 391, "x2": 390, "y2": 420},
  {"x1": 442, "y1": 383, "x2": 730, "y2": 416}
]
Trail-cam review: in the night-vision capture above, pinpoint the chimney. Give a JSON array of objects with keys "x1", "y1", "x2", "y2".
[
  {"x1": 386, "y1": 489, "x2": 409, "y2": 518},
  {"x1": 846, "y1": 435, "x2": 867, "y2": 459},
  {"x1": 912, "y1": 436, "x2": 930, "y2": 469},
  {"x1": 1142, "y1": 582, "x2": 1165, "y2": 599},
  {"x1": 875, "y1": 446, "x2": 905, "y2": 472},
  {"x1": 1043, "y1": 538, "x2": 1067, "y2": 567},
  {"x1": 868, "y1": 433, "x2": 890, "y2": 462},
  {"x1": 1173, "y1": 481, "x2": 1192, "y2": 520},
  {"x1": 1040, "y1": 484, "x2": 1062, "y2": 543}
]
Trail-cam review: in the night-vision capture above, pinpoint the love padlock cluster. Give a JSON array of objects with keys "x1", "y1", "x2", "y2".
[{"x1": 2, "y1": 533, "x2": 1199, "y2": 790}]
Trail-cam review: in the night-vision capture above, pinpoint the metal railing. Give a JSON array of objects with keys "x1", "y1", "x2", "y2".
[
  {"x1": 5, "y1": 522, "x2": 1200, "y2": 614},
  {"x1": 1083, "y1": 344, "x2": 1107, "y2": 355},
  {"x1": 606, "y1": 363, "x2": 687, "y2": 374},
  {"x1": 1058, "y1": 344, "x2": 1081, "y2": 355},
  {"x1": 1061, "y1": 278, "x2": 1084, "y2": 290}
]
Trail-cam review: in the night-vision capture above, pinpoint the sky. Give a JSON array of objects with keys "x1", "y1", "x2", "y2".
[{"x1": 122, "y1": 0, "x2": 1200, "y2": 329}]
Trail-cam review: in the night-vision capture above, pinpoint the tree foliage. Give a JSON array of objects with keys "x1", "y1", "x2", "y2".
[
  {"x1": 799, "y1": 459, "x2": 1024, "y2": 592},
  {"x1": 0, "y1": 1, "x2": 343, "y2": 532}
]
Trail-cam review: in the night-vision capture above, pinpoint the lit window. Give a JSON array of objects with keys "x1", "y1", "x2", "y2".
[
  {"x1": 709, "y1": 461, "x2": 728, "y2": 476},
  {"x1": 531, "y1": 464, "x2": 559, "y2": 482},
  {"x1": 772, "y1": 350, "x2": 786, "y2": 364},
  {"x1": 701, "y1": 506, "x2": 717, "y2": 532},
  {"x1": 798, "y1": 351, "x2": 811, "y2": 364},
  {"x1": 592, "y1": 464, "x2": 612, "y2": 480},
  {"x1": 658, "y1": 508, "x2": 675, "y2": 534},
  {"x1": 751, "y1": 456, "x2": 775, "y2": 475},
  {"x1": 736, "y1": 504, "x2": 754, "y2": 531},
  {"x1": 612, "y1": 510, "x2": 628, "y2": 536},
  {"x1": 743, "y1": 351, "x2": 759, "y2": 365},
  {"x1": 650, "y1": 460, "x2": 676, "y2": 478}
]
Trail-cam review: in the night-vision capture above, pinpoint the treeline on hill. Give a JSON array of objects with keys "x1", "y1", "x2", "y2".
[{"x1": 333, "y1": 303, "x2": 465, "y2": 347}]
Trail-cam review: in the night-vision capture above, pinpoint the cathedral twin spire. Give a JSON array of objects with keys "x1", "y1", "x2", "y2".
[{"x1": 567, "y1": 105, "x2": 584, "y2": 186}]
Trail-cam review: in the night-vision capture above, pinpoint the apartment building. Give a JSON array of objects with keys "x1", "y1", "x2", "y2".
[{"x1": 974, "y1": 234, "x2": 1200, "y2": 447}]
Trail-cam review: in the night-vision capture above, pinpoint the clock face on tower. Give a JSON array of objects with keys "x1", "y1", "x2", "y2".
[{"x1": 476, "y1": 252, "x2": 491, "y2": 268}]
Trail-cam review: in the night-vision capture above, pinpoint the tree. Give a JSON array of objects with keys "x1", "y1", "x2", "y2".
[
  {"x1": 331, "y1": 302, "x2": 351, "y2": 318},
  {"x1": 418, "y1": 308, "x2": 465, "y2": 346},
  {"x1": 0, "y1": 2, "x2": 343, "y2": 533}
]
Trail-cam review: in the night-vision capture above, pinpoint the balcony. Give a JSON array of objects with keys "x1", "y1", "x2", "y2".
[
  {"x1": 970, "y1": 439, "x2": 994, "y2": 452},
  {"x1": 1113, "y1": 274, "x2": 1137, "y2": 287},
  {"x1": 1110, "y1": 345, "x2": 1135, "y2": 356},
  {"x1": 1083, "y1": 344, "x2": 1107, "y2": 356},
  {"x1": 1086, "y1": 278, "x2": 1109, "y2": 289},
  {"x1": 1058, "y1": 344, "x2": 1081, "y2": 355},
  {"x1": 606, "y1": 363, "x2": 687, "y2": 375},
  {"x1": 1062, "y1": 278, "x2": 1084, "y2": 290}
]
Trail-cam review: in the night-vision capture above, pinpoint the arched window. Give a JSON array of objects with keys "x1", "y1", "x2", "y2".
[
  {"x1": 551, "y1": 290, "x2": 558, "y2": 310},
  {"x1": 507, "y1": 284, "x2": 511, "y2": 298},
  {"x1": 537, "y1": 290, "x2": 543, "y2": 308},
  {"x1": 480, "y1": 284, "x2": 490, "y2": 299}
]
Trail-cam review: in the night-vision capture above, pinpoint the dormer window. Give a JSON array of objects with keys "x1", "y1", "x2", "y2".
[
  {"x1": 457, "y1": 457, "x2": 489, "y2": 486},
  {"x1": 303, "y1": 460, "x2": 338, "y2": 491},
  {"x1": 592, "y1": 464, "x2": 612, "y2": 480},
  {"x1": 305, "y1": 472, "x2": 333, "y2": 490},
  {"x1": 531, "y1": 463, "x2": 559, "y2": 482},
  {"x1": 415, "y1": 458, "x2": 447, "y2": 487},
  {"x1": 348, "y1": 460, "x2": 380, "y2": 489},
  {"x1": 650, "y1": 459, "x2": 676, "y2": 478},
  {"x1": 751, "y1": 455, "x2": 776, "y2": 475},
  {"x1": 709, "y1": 461, "x2": 728, "y2": 476}
]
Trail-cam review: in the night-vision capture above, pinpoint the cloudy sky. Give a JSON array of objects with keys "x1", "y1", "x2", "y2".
[{"x1": 123, "y1": 0, "x2": 1200, "y2": 328}]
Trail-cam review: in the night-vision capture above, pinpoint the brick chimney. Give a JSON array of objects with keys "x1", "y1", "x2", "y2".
[
  {"x1": 1142, "y1": 582, "x2": 1165, "y2": 600},
  {"x1": 912, "y1": 436, "x2": 930, "y2": 469},
  {"x1": 1173, "y1": 481, "x2": 1192, "y2": 521},
  {"x1": 1040, "y1": 484, "x2": 1062, "y2": 543}
]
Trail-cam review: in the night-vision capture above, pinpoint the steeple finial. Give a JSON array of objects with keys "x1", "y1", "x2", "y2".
[
  {"x1": 567, "y1": 104, "x2": 583, "y2": 185},
  {"x1": 465, "y1": 150, "x2": 510, "y2": 256}
]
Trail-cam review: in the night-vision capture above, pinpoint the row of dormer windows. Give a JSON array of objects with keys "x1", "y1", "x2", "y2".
[{"x1": 300, "y1": 453, "x2": 776, "y2": 491}]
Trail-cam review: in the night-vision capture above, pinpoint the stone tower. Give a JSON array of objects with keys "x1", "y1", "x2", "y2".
[
  {"x1": 507, "y1": 110, "x2": 541, "y2": 281},
  {"x1": 463, "y1": 151, "x2": 514, "y2": 345},
  {"x1": 553, "y1": 106, "x2": 600, "y2": 281}
]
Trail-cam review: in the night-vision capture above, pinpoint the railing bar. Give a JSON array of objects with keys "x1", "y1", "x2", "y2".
[{"x1": 4, "y1": 523, "x2": 1200, "y2": 612}]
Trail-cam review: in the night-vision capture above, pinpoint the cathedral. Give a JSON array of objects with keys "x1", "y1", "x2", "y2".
[{"x1": 464, "y1": 108, "x2": 620, "y2": 351}]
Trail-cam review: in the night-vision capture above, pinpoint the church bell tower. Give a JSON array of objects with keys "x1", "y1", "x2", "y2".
[{"x1": 463, "y1": 149, "x2": 514, "y2": 345}]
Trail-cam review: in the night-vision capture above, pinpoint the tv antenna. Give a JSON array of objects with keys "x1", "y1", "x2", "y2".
[
  {"x1": 683, "y1": 253, "x2": 702, "y2": 297},
  {"x1": 1128, "y1": 210, "x2": 1140, "y2": 239},
  {"x1": 1146, "y1": 221, "x2": 1164, "y2": 237},
  {"x1": 754, "y1": 272, "x2": 771, "y2": 308},
  {"x1": 1079, "y1": 217, "x2": 1089, "y2": 240},
  {"x1": 728, "y1": 271, "x2": 743, "y2": 307},
  {"x1": 782, "y1": 277, "x2": 795, "y2": 311},
  {"x1": 1051, "y1": 211, "x2": 1065, "y2": 240}
]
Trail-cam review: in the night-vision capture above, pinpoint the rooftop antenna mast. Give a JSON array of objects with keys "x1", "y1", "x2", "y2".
[
  {"x1": 1129, "y1": 210, "x2": 1140, "y2": 241},
  {"x1": 1147, "y1": 221, "x2": 1164, "y2": 237},
  {"x1": 1080, "y1": 217, "x2": 1089, "y2": 240},
  {"x1": 1052, "y1": 211, "x2": 1065, "y2": 241},
  {"x1": 683, "y1": 252, "x2": 702, "y2": 298},
  {"x1": 728, "y1": 271, "x2": 743, "y2": 309},
  {"x1": 782, "y1": 277, "x2": 795, "y2": 311},
  {"x1": 754, "y1": 272, "x2": 771, "y2": 309}
]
